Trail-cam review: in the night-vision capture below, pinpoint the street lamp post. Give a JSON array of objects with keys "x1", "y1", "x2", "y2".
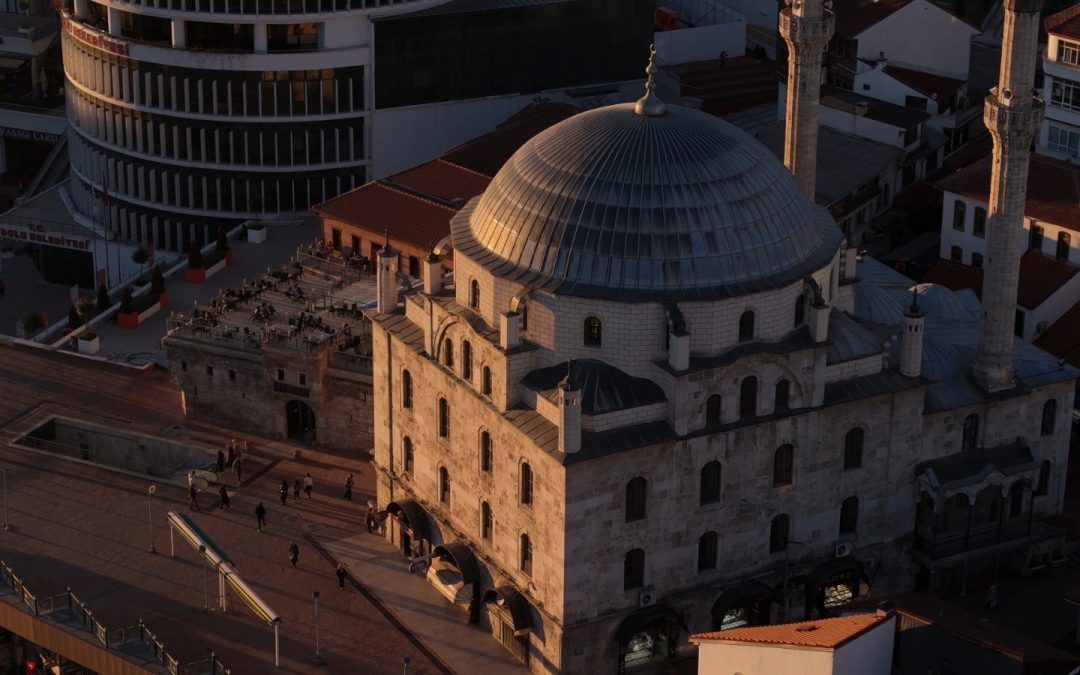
[
  {"x1": 402, "y1": 655, "x2": 412, "y2": 675},
  {"x1": 312, "y1": 590, "x2": 323, "y2": 663},
  {"x1": 199, "y1": 545, "x2": 208, "y2": 612},
  {"x1": 147, "y1": 485, "x2": 157, "y2": 553}
]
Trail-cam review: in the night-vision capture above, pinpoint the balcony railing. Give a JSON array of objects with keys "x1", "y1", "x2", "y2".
[{"x1": 914, "y1": 519, "x2": 1032, "y2": 559}]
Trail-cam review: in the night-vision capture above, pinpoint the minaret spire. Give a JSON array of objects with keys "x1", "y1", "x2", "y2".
[
  {"x1": 779, "y1": 0, "x2": 834, "y2": 199},
  {"x1": 634, "y1": 44, "x2": 666, "y2": 117},
  {"x1": 973, "y1": 0, "x2": 1044, "y2": 392}
]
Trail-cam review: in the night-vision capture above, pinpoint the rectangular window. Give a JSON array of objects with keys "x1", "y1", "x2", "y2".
[
  {"x1": 206, "y1": 365, "x2": 214, "y2": 376},
  {"x1": 277, "y1": 368, "x2": 285, "y2": 381},
  {"x1": 229, "y1": 369, "x2": 236, "y2": 381},
  {"x1": 950, "y1": 246, "x2": 963, "y2": 263},
  {"x1": 181, "y1": 361, "x2": 188, "y2": 372},
  {"x1": 299, "y1": 373, "x2": 307, "y2": 386},
  {"x1": 972, "y1": 208, "x2": 986, "y2": 238},
  {"x1": 952, "y1": 201, "x2": 966, "y2": 231},
  {"x1": 1060, "y1": 40, "x2": 1080, "y2": 66},
  {"x1": 1048, "y1": 125, "x2": 1080, "y2": 157},
  {"x1": 1050, "y1": 79, "x2": 1080, "y2": 112}
]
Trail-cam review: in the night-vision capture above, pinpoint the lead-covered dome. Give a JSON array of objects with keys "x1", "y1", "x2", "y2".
[{"x1": 449, "y1": 102, "x2": 844, "y2": 301}]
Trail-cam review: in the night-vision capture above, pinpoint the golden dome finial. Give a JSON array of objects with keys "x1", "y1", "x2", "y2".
[{"x1": 635, "y1": 44, "x2": 666, "y2": 117}]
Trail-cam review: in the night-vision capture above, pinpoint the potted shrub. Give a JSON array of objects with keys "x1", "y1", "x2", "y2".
[
  {"x1": 77, "y1": 330, "x2": 100, "y2": 355},
  {"x1": 185, "y1": 243, "x2": 206, "y2": 283},
  {"x1": 67, "y1": 304, "x2": 85, "y2": 332},
  {"x1": 216, "y1": 225, "x2": 233, "y2": 265},
  {"x1": 96, "y1": 283, "x2": 111, "y2": 314},
  {"x1": 131, "y1": 248, "x2": 149, "y2": 265},
  {"x1": 150, "y1": 264, "x2": 168, "y2": 308},
  {"x1": 117, "y1": 287, "x2": 139, "y2": 329},
  {"x1": 20, "y1": 312, "x2": 44, "y2": 338}
]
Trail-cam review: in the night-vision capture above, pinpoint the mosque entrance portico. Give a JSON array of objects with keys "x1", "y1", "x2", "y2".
[{"x1": 285, "y1": 399, "x2": 316, "y2": 444}]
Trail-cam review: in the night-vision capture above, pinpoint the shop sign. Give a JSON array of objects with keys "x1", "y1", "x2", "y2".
[
  {"x1": 2, "y1": 128, "x2": 61, "y2": 144},
  {"x1": 0, "y1": 222, "x2": 91, "y2": 251},
  {"x1": 63, "y1": 16, "x2": 128, "y2": 56}
]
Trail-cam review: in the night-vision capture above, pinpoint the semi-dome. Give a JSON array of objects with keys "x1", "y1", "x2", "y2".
[{"x1": 449, "y1": 102, "x2": 844, "y2": 301}]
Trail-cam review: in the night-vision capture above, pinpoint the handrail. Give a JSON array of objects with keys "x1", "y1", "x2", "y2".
[{"x1": 0, "y1": 559, "x2": 230, "y2": 673}]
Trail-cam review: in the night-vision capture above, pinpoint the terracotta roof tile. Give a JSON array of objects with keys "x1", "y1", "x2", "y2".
[
  {"x1": 1034, "y1": 300, "x2": 1080, "y2": 367},
  {"x1": 832, "y1": 0, "x2": 915, "y2": 36},
  {"x1": 1046, "y1": 2, "x2": 1080, "y2": 40},
  {"x1": 312, "y1": 182, "x2": 458, "y2": 253},
  {"x1": 921, "y1": 252, "x2": 1080, "y2": 309},
  {"x1": 691, "y1": 613, "x2": 889, "y2": 649},
  {"x1": 387, "y1": 159, "x2": 491, "y2": 204},
  {"x1": 883, "y1": 65, "x2": 965, "y2": 102},
  {"x1": 937, "y1": 153, "x2": 1080, "y2": 229}
]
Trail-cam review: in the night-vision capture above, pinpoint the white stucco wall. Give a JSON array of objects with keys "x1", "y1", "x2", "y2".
[
  {"x1": 654, "y1": 22, "x2": 746, "y2": 65},
  {"x1": 832, "y1": 618, "x2": 895, "y2": 674},
  {"x1": 855, "y1": 0, "x2": 977, "y2": 79},
  {"x1": 819, "y1": 105, "x2": 909, "y2": 148},
  {"x1": 853, "y1": 66, "x2": 942, "y2": 114},
  {"x1": 696, "y1": 641, "x2": 834, "y2": 675}
]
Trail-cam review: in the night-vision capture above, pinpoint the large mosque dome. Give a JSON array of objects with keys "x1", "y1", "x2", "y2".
[{"x1": 449, "y1": 101, "x2": 844, "y2": 301}]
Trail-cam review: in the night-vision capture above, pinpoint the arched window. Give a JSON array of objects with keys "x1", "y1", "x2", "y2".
[
  {"x1": 438, "y1": 398, "x2": 450, "y2": 437},
  {"x1": 698, "y1": 531, "x2": 718, "y2": 571},
  {"x1": 952, "y1": 200, "x2": 966, "y2": 230},
  {"x1": 469, "y1": 278, "x2": 480, "y2": 309},
  {"x1": 520, "y1": 462, "x2": 533, "y2": 505},
  {"x1": 461, "y1": 340, "x2": 472, "y2": 380},
  {"x1": 1036, "y1": 460, "x2": 1051, "y2": 496},
  {"x1": 1041, "y1": 399, "x2": 1057, "y2": 436},
  {"x1": 584, "y1": 316, "x2": 602, "y2": 347},
  {"x1": 626, "y1": 476, "x2": 648, "y2": 521},
  {"x1": 738, "y1": 310, "x2": 755, "y2": 341},
  {"x1": 844, "y1": 428, "x2": 864, "y2": 470},
  {"x1": 443, "y1": 338, "x2": 454, "y2": 368},
  {"x1": 962, "y1": 413, "x2": 979, "y2": 450},
  {"x1": 773, "y1": 444, "x2": 794, "y2": 487},
  {"x1": 705, "y1": 395, "x2": 722, "y2": 427},
  {"x1": 481, "y1": 501, "x2": 493, "y2": 540},
  {"x1": 438, "y1": 466, "x2": 450, "y2": 504},
  {"x1": 401, "y1": 369, "x2": 413, "y2": 409},
  {"x1": 839, "y1": 496, "x2": 859, "y2": 536},
  {"x1": 700, "y1": 461, "x2": 722, "y2": 504},
  {"x1": 623, "y1": 548, "x2": 645, "y2": 590},
  {"x1": 479, "y1": 431, "x2": 492, "y2": 472},
  {"x1": 402, "y1": 436, "x2": 414, "y2": 473},
  {"x1": 1009, "y1": 482, "x2": 1025, "y2": 518},
  {"x1": 770, "y1": 514, "x2": 789, "y2": 553},
  {"x1": 774, "y1": 380, "x2": 790, "y2": 412},
  {"x1": 794, "y1": 295, "x2": 806, "y2": 326},
  {"x1": 482, "y1": 366, "x2": 492, "y2": 397},
  {"x1": 520, "y1": 534, "x2": 532, "y2": 575},
  {"x1": 519, "y1": 301, "x2": 528, "y2": 332},
  {"x1": 740, "y1": 376, "x2": 758, "y2": 418}
]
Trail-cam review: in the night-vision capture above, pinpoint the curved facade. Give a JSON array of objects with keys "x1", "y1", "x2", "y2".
[{"x1": 60, "y1": 0, "x2": 425, "y2": 250}]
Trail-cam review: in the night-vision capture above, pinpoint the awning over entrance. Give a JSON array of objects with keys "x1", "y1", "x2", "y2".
[
  {"x1": 916, "y1": 442, "x2": 1038, "y2": 494},
  {"x1": 386, "y1": 500, "x2": 430, "y2": 541},
  {"x1": 432, "y1": 542, "x2": 481, "y2": 585},
  {"x1": 808, "y1": 558, "x2": 869, "y2": 591},
  {"x1": 614, "y1": 604, "x2": 686, "y2": 646},
  {"x1": 482, "y1": 587, "x2": 533, "y2": 636},
  {"x1": 715, "y1": 580, "x2": 774, "y2": 609}
]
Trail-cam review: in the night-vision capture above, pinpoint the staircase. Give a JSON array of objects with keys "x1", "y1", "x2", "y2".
[{"x1": 667, "y1": 55, "x2": 779, "y2": 117}]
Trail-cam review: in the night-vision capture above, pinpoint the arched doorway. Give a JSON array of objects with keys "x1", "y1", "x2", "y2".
[
  {"x1": 285, "y1": 400, "x2": 316, "y2": 444},
  {"x1": 482, "y1": 587, "x2": 533, "y2": 665},
  {"x1": 614, "y1": 605, "x2": 685, "y2": 674},
  {"x1": 710, "y1": 581, "x2": 773, "y2": 630}
]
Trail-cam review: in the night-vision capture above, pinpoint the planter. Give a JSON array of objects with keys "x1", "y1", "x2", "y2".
[
  {"x1": 117, "y1": 312, "x2": 139, "y2": 329},
  {"x1": 157, "y1": 291, "x2": 169, "y2": 309},
  {"x1": 138, "y1": 301, "x2": 161, "y2": 323},
  {"x1": 77, "y1": 335, "x2": 101, "y2": 355},
  {"x1": 224, "y1": 249, "x2": 234, "y2": 266},
  {"x1": 205, "y1": 258, "x2": 227, "y2": 280},
  {"x1": 185, "y1": 267, "x2": 206, "y2": 283},
  {"x1": 247, "y1": 227, "x2": 267, "y2": 244}
]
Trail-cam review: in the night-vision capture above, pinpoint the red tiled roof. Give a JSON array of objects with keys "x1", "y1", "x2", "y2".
[
  {"x1": 691, "y1": 613, "x2": 889, "y2": 649},
  {"x1": 921, "y1": 252, "x2": 1080, "y2": 309},
  {"x1": 883, "y1": 65, "x2": 965, "y2": 102},
  {"x1": 1035, "y1": 300, "x2": 1080, "y2": 368},
  {"x1": 441, "y1": 101, "x2": 576, "y2": 176},
  {"x1": 937, "y1": 153, "x2": 1080, "y2": 230},
  {"x1": 832, "y1": 0, "x2": 915, "y2": 36},
  {"x1": 312, "y1": 181, "x2": 458, "y2": 253},
  {"x1": 1046, "y1": 2, "x2": 1080, "y2": 40},
  {"x1": 387, "y1": 159, "x2": 491, "y2": 205}
]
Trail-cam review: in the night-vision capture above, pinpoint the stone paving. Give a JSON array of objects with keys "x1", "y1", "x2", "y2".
[{"x1": 0, "y1": 340, "x2": 529, "y2": 674}]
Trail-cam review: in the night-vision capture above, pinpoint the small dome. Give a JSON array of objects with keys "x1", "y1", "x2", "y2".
[{"x1": 450, "y1": 103, "x2": 843, "y2": 301}]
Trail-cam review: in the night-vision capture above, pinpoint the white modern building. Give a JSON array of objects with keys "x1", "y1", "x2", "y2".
[
  {"x1": 58, "y1": 0, "x2": 650, "y2": 251},
  {"x1": 1040, "y1": 3, "x2": 1080, "y2": 159}
]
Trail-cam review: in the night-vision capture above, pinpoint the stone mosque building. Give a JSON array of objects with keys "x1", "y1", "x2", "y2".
[{"x1": 365, "y1": 0, "x2": 1076, "y2": 671}]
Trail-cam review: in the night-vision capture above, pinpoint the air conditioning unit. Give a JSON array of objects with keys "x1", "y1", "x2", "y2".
[
  {"x1": 639, "y1": 587, "x2": 656, "y2": 608},
  {"x1": 835, "y1": 541, "x2": 854, "y2": 558}
]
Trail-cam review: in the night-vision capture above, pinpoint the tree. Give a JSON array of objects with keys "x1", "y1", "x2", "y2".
[
  {"x1": 120, "y1": 287, "x2": 134, "y2": 314},
  {"x1": 96, "y1": 284, "x2": 111, "y2": 313},
  {"x1": 216, "y1": 224, "x2": 229, "y2": 253},
  {"x1": 68, "y1": 305, "x2": 85, "y2": 328},
  {"x1": 21, "y1": 313, "x2": 44, "y2": 335},
  {"x1": 150, "y1": 265, "x2": 165, "y2": 295},
  {"x1": 131, "y1": 248, "x2": 149, "y2": 264},
  {"x1": 188, "y1": 243, "x2": 204, "y2": 270}
]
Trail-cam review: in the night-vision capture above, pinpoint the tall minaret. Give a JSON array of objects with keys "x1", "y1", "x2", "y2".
[
  {"x1": 779, "y1": 0, "x2": 834, "y2": 199},
  {"x1": 973, "y1": 0, "x2": 1044, "y2": 392}
]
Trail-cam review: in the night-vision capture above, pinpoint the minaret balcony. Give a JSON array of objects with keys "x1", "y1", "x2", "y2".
[
  {"x1": 778, "y1": 7, "x2": 834, "y2": 45},
  {"x1": 983, "y1": 93, "x2": 1045, "y2": 137}
]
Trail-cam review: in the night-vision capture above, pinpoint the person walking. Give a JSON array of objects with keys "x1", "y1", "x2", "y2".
[
  {"x1": 292, "y1": 478, "x2": 302, "y2": 503},
  {"x1": 365, "y1": 505, "x2": 375, "y2": 534},
  {"x1": 187, "y1": 470, "x2": 196, "y2": 489},
  {"x1": 279, "y1": 479, "x2": 289, "y2": 506},
  {"x1": 343, "y1": 473, "x2": 354, "y2": 500},
  {"x1": 234, "y1": 455, "x2": 243, "y2": 485},
  {"x1": 188, "y1": 483, "x2": 200, "y2": 511},
  {"x1": 304, "y1": 473, "x2": 314, "y2": 499},
  {"x1": 216, "y1": 449, "x2": 226, "y2": 474},
  {"x1": 226, "y1": 442, "x2": 236, "y2": 467},
  {"x1": 336, "y1": 563, "x2": 347, "y2": 590},
  {"x1": 219, "y1": 485, "x2": 231, "y2": 510},
  {"x1": 289, "y1": 542, "x2": 300, "y2": 568},
  {"x1": 255, "y1": 502, "x2": 267, "y2": 532}
]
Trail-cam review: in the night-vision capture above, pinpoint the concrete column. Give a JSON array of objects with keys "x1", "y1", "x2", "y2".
[
  {"x1": 171, "y1": 19, "x2": 186, "y2": 48},
  {"x1": 668, "y1": 332, "x2": 689, "y2": 371},
  {"x1": 558, "y1": 379, "x2": 582, "y2": 455},
  {"x1": 376, "y1": 245, "x2": 398, "y2": 315},
  {"x1": 779, "y1": 0, "x2": 834, "y2": 199},
  {"x1": 499, "y1": 312, "x2": 521, "y2": 351},
  {"x1": 253, "y1": 23, "x2": 267, "y2": 54},
  {"x1": 421, "y1": 254, "x2": 442, "y2": 295},
  {"x1": 901, "y1": 297, "x2": 925, "y2": 378},
  {"x1": 107, "y1": 6, "x2": 122, "y2": 36},
  {"x1": 809, "y1": 302, "x2": 829, "y2": 343},
  {"x1": 73, "y1": 0, "x2": 88, "y2": 19},
  {"x1": 973, "y1": 0, "x2": 1044, "y2": 392}
]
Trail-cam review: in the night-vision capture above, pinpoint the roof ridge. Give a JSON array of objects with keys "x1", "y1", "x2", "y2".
[
  {"x1": 1046, "y1": 1, "x2": 1080, "y2": 33},
  {"x1": 376, "y1": 180, "x2": 460, "y2": 212},
  {"x1": 434, "y1": 157, "x2": 492, "y2": 181}
]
